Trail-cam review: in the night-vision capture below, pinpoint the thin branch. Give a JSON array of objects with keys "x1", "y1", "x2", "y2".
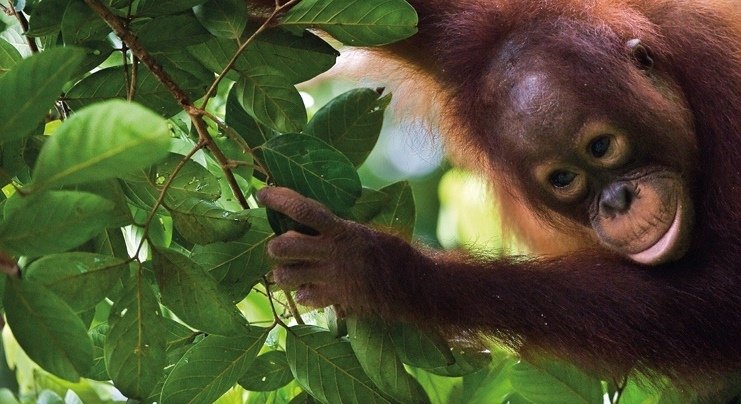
[
  {"x1": 264, "y1": 276, "x2": 294, "y2": 328},
  {"x1": 198, "y1": 0, "x2": 299, "y2": 110},
  {"x1": 284, "y1": 290, "x2": 305, "y2": 325},
  {"x1": 84, "y1": 0, "x2": 249, "y2": 209},
  {"x1": 8, "y1": 2, "x2": 38, "y2": 53},
  {"x1": 0, "y1": 251, "x2": 19, "y2": 278},
  {"x1": 133, "y1": 141, "x2": 206, "y2": 258}
]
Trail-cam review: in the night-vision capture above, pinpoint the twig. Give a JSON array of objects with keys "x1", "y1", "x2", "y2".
[
  {"x1": 133, "y1": 142, "x2": 206, "y2": 258},
  {"x1": 0, "y1": 251, "x2": 19, "y2": 278},
  {"x1": 8, "y1": 2, "x2": 38, "y2": 53},
  {"x1": 198, "y1": 0, "x2": 299, "y2": 110},
  {"x1": 264, "y1": 275, "x2": 304, "y2": 325},
  {"x1": 83, "y1": 0, "x2": 249, "y2": 209}
]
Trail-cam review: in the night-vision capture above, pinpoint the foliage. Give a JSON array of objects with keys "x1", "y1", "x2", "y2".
[{"x1": 0, "y1": 0, "x2": 700, "y2": 402}]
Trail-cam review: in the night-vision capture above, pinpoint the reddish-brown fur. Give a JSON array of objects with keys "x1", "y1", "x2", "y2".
[{"x1": 256, "y1": 0, "x2": 741, "y2": 391}]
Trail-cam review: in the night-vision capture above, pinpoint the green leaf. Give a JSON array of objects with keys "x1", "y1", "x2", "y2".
[
  {"x1": 0, "y1": 38, "x2": 22, "y2": 76},
  {"x1": 29, "y1": 100, "x2": 170, "y2": 192},
  {"x1": 0, "y1": 190, "x2": 115, "y2": 256},
  {"x1": 105, "y1": 271, "x2": 167, "y2": 399},
  {"x1": 305, "y1": 88, "x2": 390, "y2": 167},
  {"x1": 510, "y1": 360, "x2": 604, "y2": 404},
  {"x1": 161, "y1": 328, "x2": 269, "y2": 403},
  {"x1": 371, "y1": 181, "x2": 415, "y2": 240},
  {"x1": 0, "y1": 47, "x2": 85, "y2": 144},
  {"x1": 193, "y1": 0, "x2": 247, "y2": 39},
  {"x1": 190, "y1": 208, "x2": 272, "y2": 302},
  {"x1": 389, "y1": 322, "x2": 455, "y2": 369},
  {"x1": 258, "y1": 134, "x2": 362, "y2": 213},
  {"x1": 286, "y1": 325, "x2": 391, "y2": 403},
  {"x1": 239, "y1": 350, "x2": 294, "y2": 392},
  {"x1": 26, "y1": 0, "x2": 67, "y2": 37},
  {"x1": 347, "y1": 318, "x2": 429, "y2": 403},
  {"x1": 61, "y1": 0, "x2": 110, "y2": 45},
  {"x1": 225, "y1": 85, "x2": 277, "y2": 149},
  {"x1": 137, "y1": 0, "x2": 209, "y2": 16},
  {"x1": 280, "y1": 0, "x2": 418, "y2": 46},
  {"x1": 87, "y1": 324, "x2": 109, "y2": 381},
  {"x1": 346, "y1": 187, "x2": 388, "y2": 223},
  {"x1": 3, "y1": 277, "x2": 93, "y2": 382},
  {"x1": 234, "y1": 70, "x2": 307, "y2": 133},
  {"x1": 121, "y1": 154, "x2": 221, "y2": 211},
  {"x1": 168, "y1": 198, "x2": 251, "y2": 245},
  {"x1": 66, "y1": 66, "x2": 203, "y2": 117},
  {"x1": 23, "y1": 252, "x2": 128, "y2": 312},
  {"x1": 153, "y1": 247, "x2": 247, "y2": 335},
  {"x1": 137, "y1": 12, "x2": 212, "y2": 51}
]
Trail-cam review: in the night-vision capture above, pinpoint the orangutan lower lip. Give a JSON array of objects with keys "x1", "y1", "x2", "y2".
[{"x1": 629, "y1": 202, "x2": 683, "y2": 265}]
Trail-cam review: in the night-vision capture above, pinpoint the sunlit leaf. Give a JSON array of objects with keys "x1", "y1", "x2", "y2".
[
  {"x1": 347, "y1": 318, "x2": 429, "y2": 403},
  {"x1": 280, "y1": 0, "x2": 418, "y2": 46},
  {"x1": 0, "y1": 47, "x2": 85, "y2": 144},
  {"x1": 29, "y1": 100, "x2": 170, "y2": 192},
  {"x1": 0, "y1": 191, "x2": 115, "y2": 256},
  {"x1": 286, "y1": 325, "x2": 391, "y2": 403},
  {"x1": 305, "y1": 88, "x2": 390, "y2": 167},
  {"x1": 23, "y1": 252, "x2": 128, "y2": 311},
  {"x1": 510, "y1": 360, "x2": 603, "y2": 404},
  {"x1": 153, "y1": 247, "x2": 248, "y2": 335},
  {"x1": 4, "y1": 277, "x2": 93, "y2": 382},
  {"x1": 105, "y1": 270, "x2": 167, "y2": 399},
  {"x1": 161, "y1": 328, "x2": 269, "y2": 403}
]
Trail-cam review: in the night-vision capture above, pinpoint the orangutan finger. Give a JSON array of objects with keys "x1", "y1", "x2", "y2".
[{"x1": 257, "y1": 187, "x2": 342, "y2": 234}]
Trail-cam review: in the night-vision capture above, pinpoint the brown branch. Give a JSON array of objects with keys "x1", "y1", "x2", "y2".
[
  {"x1": 83, "y1": 0, "x2": 249, "y2": 209},
  {"x1": 0, "y1": 251, "x2": 19, "y2": 278},
  {"x1": 8, "y1": 2, "x2": 38, "y2": 53}
]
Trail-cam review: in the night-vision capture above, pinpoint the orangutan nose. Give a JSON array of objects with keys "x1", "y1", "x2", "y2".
[{"x1": 599, "y1": 183, "x2": 634, "y2": 216}]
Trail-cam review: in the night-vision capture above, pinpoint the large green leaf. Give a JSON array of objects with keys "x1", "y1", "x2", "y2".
[
  {"x1": 347, "y1": 318, "x2": 429, "y2": 403},
  {"x1": 286, "y1": 325, "x2": 391, "y2": 403},
  {"x1": 305, "y1": 88, "x2": 390, "y2": 167},
  {"x1": 105, "y1": 271, "x2": 167, "y2": 399},
  {"x1": 23, "y1": 252, "x2": 128, "y2": 312},
  {"x1": 258, "y1": 134, "x2": 362, "y2": 213},
  {"x1": 0, "y1": 47, "x2": 85, "y2": 144},
  {"x1": 137, "y1": 12, "x2": 212, "y2": 51},
  {"x1": 61, "y1": 0, "x2": 110, "y2": 45},
  {"x1": 193, "y1": 0, "x2": 247, "y2": 39},
  {"x1": 238, "y1": 350, "x2": 294, "y2": 392},
  {"x1": 0, "y1": 190, "x2": 115, "y2": 256},
  {"x1": 280, "y1": 0, "x2": 418, "y2": 46},
  {"x1": 234, "y1": 70, "x2": 307, "y2": 133},
  {"x1": 153, "y1": 247, "x2": 247, "y2": 335},
  {"x1": 161, "y1": 328, "x2": 269, "y2": 403},
  {"x1": 188, "y1": 29, "x2": 337, "y2": 84},
  {"x1": 29, "y1": 100, "x2": 170, "y2": 192},
  {"x1": 4, "y1": 277, "x2": 94, "y2": 382},
  {"x1": 137, "y1": 0, "x2": 209, "y2": 16},
  {"x1": 225, "y1": 85, "x2": 277, "y2": 149},
  {"x1": 26, "y1": 0, "x2": 68, "y2": 37},
  {"x1": 65, "y1": 66, "x2": 203, "y2": 116},
  {"x1": 510, "y1": 360, "x2": 604, "y2": 404},
  {"x1": 190, "y1": 208, "x2": 272, "y2": 302},
  {"x1": 168, "y1": 198, "x2": 251, "y2": 245},
  {"x1": 0, "y1": 38, "x2": 22, "y2": 76},
  {"x1": 121, "y1": 154, "x2": 222, "y2": 212}
]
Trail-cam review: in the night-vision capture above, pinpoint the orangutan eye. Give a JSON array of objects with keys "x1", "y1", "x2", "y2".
[
  {"x1": 589, "y1": 136, "x2": 611, "y2": 158},
  {"x1": 549, "y1": 170, "x2": 577, "y2": 188}
]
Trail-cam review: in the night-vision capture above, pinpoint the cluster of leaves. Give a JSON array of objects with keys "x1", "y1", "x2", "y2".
[{"x1": 0, "y1": 0, "x2": 702, "y2": 403}]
